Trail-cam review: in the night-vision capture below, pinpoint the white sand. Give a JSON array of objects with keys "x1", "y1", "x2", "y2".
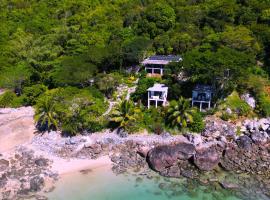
[{"x1": 50, "y1": 156, "x2": 112, "y2": 175}]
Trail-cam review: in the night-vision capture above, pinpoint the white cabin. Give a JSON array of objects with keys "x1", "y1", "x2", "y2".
[{"x1": 147, "y1": 83, "x2": 168, "y2": 109}]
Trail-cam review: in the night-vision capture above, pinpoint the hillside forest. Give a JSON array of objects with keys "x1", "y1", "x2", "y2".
[{"x1": 0, "y1": 0, "x2": 270, "y2": 135}]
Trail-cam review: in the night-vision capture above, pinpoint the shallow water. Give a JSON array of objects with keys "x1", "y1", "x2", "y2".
[{"x1": 46, "y1": 165, "x2": 244, "y2": 200}]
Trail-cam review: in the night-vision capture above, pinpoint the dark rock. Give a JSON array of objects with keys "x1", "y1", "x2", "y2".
[
  {"x1": 0, "y1": 159, "x2": 9, "y2": 171},
  {"x1": 35, "y1": 158, "x2": 48, "y2": 167},
  {"x1": 30, "y1": 176, "x2": 44, "y2": 192},
  {"x1": 147, "y1": 143, "x2": 195, "y2": 172},
  {"x1": 117, "y1": 128, "x2": 128, "y2": 138},
  {"x1": 0, "y1": 174, "x2": 8, "y2": 188},
  {"x1": 236, "y1": 135, "x2": 253, "y2": 150},
  {"x1": 194, "y1": 146, "x2": 220, "y2": 171},
  {"x1": 219, "y1": 181, "x2": 240, "y2": 190}
]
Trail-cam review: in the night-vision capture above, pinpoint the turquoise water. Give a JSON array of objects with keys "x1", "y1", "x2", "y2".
[{"x1": 46, "y1": 165, "x2": 243, "y2": 200}]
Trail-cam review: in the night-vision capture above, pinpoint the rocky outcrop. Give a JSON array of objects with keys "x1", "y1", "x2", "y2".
[
  {"x1": 241, "y1": 118, "x2": 270, "y2": 145},
  {"x1": 144, "y1": 116, "x2": 270, "y2": 178},
  {"x1": 0, "y1": 147, "x2": 56, "y2": 200}
]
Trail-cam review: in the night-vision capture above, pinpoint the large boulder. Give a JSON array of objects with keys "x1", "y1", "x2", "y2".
[
  {"x1": 194, "y1": 146, "x2": 220, "y2": 171},
  {"x1": 147, "y1": 143, "x2": 195, "y2": 172}
]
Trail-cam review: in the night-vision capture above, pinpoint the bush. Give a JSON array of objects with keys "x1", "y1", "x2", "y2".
[
  {"x1": 218, "y1": 91, "x2": 252, "y2": 119},
  {"x1": 0, "y1": 91, "x2": 17, "y2": 108},
  {"x1": 143, "y1": 107, "x2": 166, "y2": 133},
  {"x1": 256, "y1": 93, "x2": 270, "y2": 117},
  {"x1": 22, "y1": 84, "x2": 47, "y2": 105},
  {"x1": 188, "y1": 111, "x2": 205, "y2": 133}
]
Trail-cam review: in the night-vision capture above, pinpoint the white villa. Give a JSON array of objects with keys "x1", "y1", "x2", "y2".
[
  {"x1": 147, "y1": 83, "x2": 168, "y2": 109},
  {"x1": 142, "y1": 55, "x2": 182, "y2": 76},
  {"x1": 192, "y1": 84, "x2": 214, "y2": 111}
]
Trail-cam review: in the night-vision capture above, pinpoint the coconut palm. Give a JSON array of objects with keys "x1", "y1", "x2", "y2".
[
  {"x1": 34, "y1": 96, "x2": 58, "y2": 131},
  {"x1": 166, "y1": 97, "x2": 194, "y2": 129},
  {"x1": 110, "y1": 100, "x2": 137, "y2": 131}
]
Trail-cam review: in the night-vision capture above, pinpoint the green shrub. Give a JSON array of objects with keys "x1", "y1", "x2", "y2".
[
  {"x1": 22, "y1": 84, "x2": 47, "y2": 105},
  {"x1": 256, "y1": 93, "x2": 270, "y2": 117},
  {"x1": 10, "y1": 96, "x2": 24, "y2": 108},
  {"x1": 87, "y1": 119, "x2": 106, "y2": 133},
  {"x1": 218, "y1": 91, "x2": 252, "y2": 119},
  {"x1": 188, "y1": 111, "x2": 205, "y2": 133},
  {"x1": 0, "y1": 91, "x2": 17, "y2": 108},
  {"x1": 142, "y1": 107, "x2": 166, "y2": 134}
]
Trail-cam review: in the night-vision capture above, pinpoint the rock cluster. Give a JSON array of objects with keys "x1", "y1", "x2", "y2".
[
  {"x1": 241, "y1": 118, "x2": 270, "y2": 144},
  {"x1": 145, "y1": 117, "x2": 270, "y2": 177},
  {"x1": 0, "y1": 147, "x2": 56, "y2": 200}
]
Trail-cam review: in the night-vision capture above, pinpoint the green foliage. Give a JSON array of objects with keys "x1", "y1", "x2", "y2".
[
  {"x1": 183, "y1": 47, "x2": 254, "y2": 86},
  {"x1": 218, "y1": 91, "x2": 252, "y2": 120},
  {"x1": 256, "y1": 93, "x2": 270, "y2": 117},
  {"x1": 189, "y1": 110, "x2": 205, "y2": 133},
  {"x1": 34, "y1": 86, "x2": 107, "y2": 134},
  {"x1": 0, "y1": 63, "x2": 31, "y2": 92},
  {"x1": 35, "y1": 96, "x2": 59, "y2": 131},
  {"x1": 95, "y1": 73, "x2": 122, "y2": 98},
  {"x1": 1, "y1": 0, "x2": 270, "y2": 133},
  {"x1": 110, "y1": 100, "x2": 142, "y2": 133},
  {"x1": 239, "y1": 74, "x2": 270, "y2": 117},
  {"x1": 22, "y1": 84, "x2": 47, "y2": 106},
  {"x1": 166, "y1": 97, "x2": 194, "y2": 130},
  {"x1": 51, "y1": 55, "x2": 97, "y2": 87},
  {"x1": 0, "y1": 91, "x2": 17, "y2": 108},
  {"x1": 142, "y1": 107, "x2": 166, "y2": 134}
]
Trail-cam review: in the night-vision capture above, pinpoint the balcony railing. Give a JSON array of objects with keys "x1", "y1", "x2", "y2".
[
  {"x1": 149, "y1": 95, "x2": 165, "y2": 100},
  {"x1": 192, "y1": 96, "x2": 211, "y2": 102}
]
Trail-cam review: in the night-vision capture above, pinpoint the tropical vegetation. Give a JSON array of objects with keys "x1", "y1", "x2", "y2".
[{"x1": 0, "y1": 0, "x2": 270, "y2": 135}]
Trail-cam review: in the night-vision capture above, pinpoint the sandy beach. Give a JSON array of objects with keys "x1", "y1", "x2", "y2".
[{"x1": 50, "y1": 155, "x2": 112, "y2": 175}]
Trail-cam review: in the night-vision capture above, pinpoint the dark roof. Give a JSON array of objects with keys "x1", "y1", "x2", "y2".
[
  {"x1": 148, "y1": 55, "x2": 181, "y2": 62},
  {"x1": 193, "y1": 84, "x2": 213, "y2": 92}
]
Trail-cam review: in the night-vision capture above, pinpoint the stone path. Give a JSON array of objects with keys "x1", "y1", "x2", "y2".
[{"x1": 103, "y1": 79, "x2": 138, "y2": 116}]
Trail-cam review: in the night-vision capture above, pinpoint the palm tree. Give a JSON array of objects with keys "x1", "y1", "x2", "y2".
[
  {"x1": 110, "y1": 100, "x2": 137, "y2": 131},
  {"x1": 34, "y1": 96, "x2": 58, "y2": 131},
  {"x1": 166, "y1": 97, "x2": 194, "y2": 129}
]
